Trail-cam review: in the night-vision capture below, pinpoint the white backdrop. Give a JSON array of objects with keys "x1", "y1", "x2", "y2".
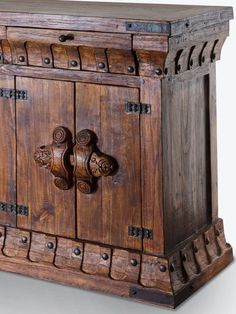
[{"x1": 0, "y1": 1, "x2": 235, "y2": 314}]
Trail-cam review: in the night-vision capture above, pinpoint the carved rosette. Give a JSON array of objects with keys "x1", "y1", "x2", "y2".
[
  {"x1": 74, "y1": 129, "x2": 117, "y2": 194},
  {"x1": 34, "y1": 126, "x2": 73, "y2": 190}
]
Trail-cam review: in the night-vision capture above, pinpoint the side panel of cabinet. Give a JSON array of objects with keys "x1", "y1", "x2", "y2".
[
  {"x1": 76, "y1": 83, "x2": 142, "y2": 250},
  {"x1": 16, "y1": 77, "x2": 76, "y2": 238},
  {"x1": 0, "y1": 75, "x2": 16, "y2": 226}
]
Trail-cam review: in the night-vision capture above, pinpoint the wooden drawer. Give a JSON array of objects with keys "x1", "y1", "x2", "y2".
[{"x1": 7, "y1": 27, "x2": 132, "y2": 50}]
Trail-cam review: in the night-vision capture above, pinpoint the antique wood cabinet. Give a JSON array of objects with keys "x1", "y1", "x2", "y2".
[{"x1": 0, "y1": 0, "x2": 233, "y2": 308}]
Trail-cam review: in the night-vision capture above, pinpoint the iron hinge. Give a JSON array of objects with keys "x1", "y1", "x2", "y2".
[
  {"x1": 0, "y1": 201, "x2": 28, "y2": 216},
  {"x1": 125, "y1": 102, "x2": 151, "y2": 114},
  {"x1": 0, "y1": 88, "x2": 27, "y2": 100},
  {"x1": 128, "y1": 226, "x2": 153, "y2": 240}
]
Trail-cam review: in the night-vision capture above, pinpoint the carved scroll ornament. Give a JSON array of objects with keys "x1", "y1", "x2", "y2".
[{"x1": 34, "y1": 127, "x2": 117, "y2": 194}]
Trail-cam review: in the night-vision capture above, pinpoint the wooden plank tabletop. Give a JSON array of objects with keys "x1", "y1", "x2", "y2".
[{"x1": 0, "y1": 0, "x2": 233, "y2": 22}]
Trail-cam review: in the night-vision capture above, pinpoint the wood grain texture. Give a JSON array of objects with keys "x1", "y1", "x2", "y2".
[
  {"x1": 111, "y1": 249, "x2": 141, "y2": 283},
  {"x1": 29, "y1": 232, "x2": 56, "y2": 263},
  {"x1": 7, "y1": 27, "x2": 132, "y2": 50},
  {"x1": 16, "y1": 77, "x2": 76, "y2": 237},
  {"x1": 162, "y1": 74, "x2": 212, "y2": 253},
  {"x1": 3, "y1": 227, "x2": 30, "y2": 258},
  {"x1": 0, "y1": 64, "x2": 142, "y2": 88},
  {"x1": 79, "y1": 46, "x2": 108, "y2": 72},
  {"x1": 76, "y1": 83, "x2": 142, "y2": 250},
  {"x1": 209, "y1": 64, "x2": 218, "y2": 221},
  {"x1": 0, "y1": 75, "x2": 16, "y2": 227},
  {"x1": 140, "y1": 255, "x2": 172, "y2": 292},
  {"x1": 140, "y1": 78, "x2": 164, "y2": 255},
  {"x1": 82, "y1": 243, "x2": 111, "y2": 276},
  {"x1": 107, "y1": 49, "x2": 136, "y2": 75},
  {"x1": 54, "y1": 238, "x2": 83, "y2": 270}
]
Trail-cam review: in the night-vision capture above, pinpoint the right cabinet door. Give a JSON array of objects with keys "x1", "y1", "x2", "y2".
[{"x1": 75, "y1": 83, "x2": 142, "y2": 250}]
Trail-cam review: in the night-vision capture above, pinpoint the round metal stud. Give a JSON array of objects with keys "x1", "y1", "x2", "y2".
[
  {"x1": 98, "y1": 62, "x2": 106, "y2": 69},
  {"x1": 47, "y1": 242, "x2": 54, "y2": 249},
  {"x1": 101, "y1": 253, "x2": 109, "y2": 260},
  {"x1": 18, "y1": 56, "x2": 25, "y2": 62},
  {"x1": 70, "y1": 60, "x2": 78, "y2": 67},
  {"x1": 127, "y1": 65, "x2": 134, "y2": 73},
  {"x1": 130, "y1": 258, "x2": 138, "y2": 267},
  {"x1": 73, "y1": 247, "x2": 81, "y2": 256},
  {"x1": 44, "y1": 58, "x2": 51, "y2": 65},
  {"x1": 159, "y1": 264, "x2": 167, "y2": 272},
  {"x1": 155, "y1": 68, "x2": 163, "y2": 76},
  {"x1": 21, "y1": 236, "x2": 28, "y2": 244}
]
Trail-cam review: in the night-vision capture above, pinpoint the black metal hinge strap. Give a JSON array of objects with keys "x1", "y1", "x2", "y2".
[
  {"x1": 128, "y1": 226, "x2": 153, "y2": 240},
  {"x1": 0, "y1": 202, "x2": 28, "y2": 216},
  {"x1": 0, "y1": 88, "x2": 27, "y2": 100},
  {"x1": 125, "y1": 102, "x2": 151, "y2": 114}
]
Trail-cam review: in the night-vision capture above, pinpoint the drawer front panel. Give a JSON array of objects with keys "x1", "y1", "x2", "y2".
[{"x1": 7, "y1": 27, "x2": 132, "y2": 50}]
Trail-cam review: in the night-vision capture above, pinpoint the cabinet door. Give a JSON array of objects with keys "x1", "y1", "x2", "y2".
[
  {"x1": 16, "y1": 77, "x2": 76, "y2": 238},
  {"x1": 76, "y1": 83, "x2": 142, "y2": 250},
  {"x1": 0, "y1": 75, "x2": 16, "y2": 227}
]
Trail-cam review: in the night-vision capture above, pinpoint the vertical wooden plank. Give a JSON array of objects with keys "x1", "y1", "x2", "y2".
[
  {"x1": 76, "y1": 83, "x2": 103, "y2": 241},
  {"x1": 101, "y1": 85, "x2": 141, "y2": 250},
  {"x1": 209, "y1": 63, "x2": 218, "y2": 221},
  {"x1": 76, "y1": 83, "x2": 141, "y2": 250},
  {"x1": 16, "y1": 77, "x2": 76, "y2": 238},
  {"x1": 0, "y1": 75, "x2": 16, "y2": 226},
  {"x1": 162, "y1": 74, "x2": 211, "y2": 253},
  {"x1": 140, "y1": 78, "x2": 164, "y2": 255}
]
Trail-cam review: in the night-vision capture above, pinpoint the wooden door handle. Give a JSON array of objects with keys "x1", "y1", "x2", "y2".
[
  {"x1": 34, "y1": 127, "x2": 117, "y2": 193},
  {"x1": 73, "y1": 129, "x2": 117, "y2": 194},
  {"x1": 34, "y1": 126, "x2": 74, "y2": 190}
]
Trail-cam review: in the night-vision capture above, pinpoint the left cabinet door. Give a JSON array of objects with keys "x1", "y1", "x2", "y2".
[
  {"x1": 16, "y1": 77, "x2": 76, "y2": 238},
  {"x1": 0, "y1": 75, "x2": 16, "y2": 227}
]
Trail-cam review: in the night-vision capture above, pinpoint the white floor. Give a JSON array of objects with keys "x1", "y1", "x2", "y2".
[{"x1": 0, "y1": 255, "x2": 235, "y2": 314}]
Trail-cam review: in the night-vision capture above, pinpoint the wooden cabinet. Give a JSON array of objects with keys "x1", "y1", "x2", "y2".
[{"x1": 0, "y1": 0, "x2": 233, "y2": 309}]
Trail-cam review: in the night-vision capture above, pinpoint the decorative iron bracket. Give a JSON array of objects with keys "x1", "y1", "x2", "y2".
[
  {"x1": 128, "y1": 226, "x2": 153, "y2": 240},
  {"x1": 125, "y1": 102, "x2": 151, "y2": 114},
  {"x1": 0, "y1": 88, "x2": 27, "y2": 100},
  {"x1": 0, "y1": 201, "x2": 28, "y2": 216}
]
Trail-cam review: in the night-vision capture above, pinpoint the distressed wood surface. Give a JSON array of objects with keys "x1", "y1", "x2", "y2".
[
  {"x1": 76, "y1": 83, "x2": 142, "y2": 250},
  {"x1": 0, "y1": 75, "x2": 16, "y2": 227},
  {"x1": 7, "y1": 27, "x2": 132, "y2": 49},
  {"x1": 140, "y1": 78, "x2": 164, "y2": 255},
  {"x1": 16, "y1": 77, "x2": 76, "y2": 237},
  {"x1": 162, "y1": 73, "x2": 212, "y2": 253}
]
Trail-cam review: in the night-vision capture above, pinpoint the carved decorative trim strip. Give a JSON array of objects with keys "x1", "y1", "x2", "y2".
[
  {"x1": 0, "y1": 219, "x2": 231, "y2": 294},
  {"x1": 0, "y1": 33, "x2": 228, "y2": 78}
]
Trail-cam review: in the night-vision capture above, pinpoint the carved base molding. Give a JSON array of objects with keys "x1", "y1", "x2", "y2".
[{"x1": 0, "y1": 218, "x2": 233, "y2": 308}]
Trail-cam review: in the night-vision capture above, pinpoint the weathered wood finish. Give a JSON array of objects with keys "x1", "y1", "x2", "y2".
[
  {"x1": 16, "y1": 78, "x2": 76, "y2": 237},
  {"x1": 0, "y1": 0, "x2": 233, "y2": 309},
  {"x1": 0, "y1": 75, "x2": 16, "y2": 227},
  {"x1": 162, "y1": 74, "x2": 212, "y2": 252},
  {"x1": 76, "y1": 83, "x2": 142, "y2": 250}
]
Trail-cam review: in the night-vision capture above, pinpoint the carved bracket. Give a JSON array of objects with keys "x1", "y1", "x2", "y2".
[
  {"x1": 73, "y1": 129, "x2": 117, "y2": 194},
  {"x1": 34, "y1": 126, "x2": 74, "y2": 190},
  {"x1": 34, "y1": 127, "x2": 117, "y2": 194}
]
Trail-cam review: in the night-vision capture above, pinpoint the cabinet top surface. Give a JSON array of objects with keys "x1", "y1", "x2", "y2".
[{"x1": 0, "y1": 0, "x2": 233, "y2": 22}]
